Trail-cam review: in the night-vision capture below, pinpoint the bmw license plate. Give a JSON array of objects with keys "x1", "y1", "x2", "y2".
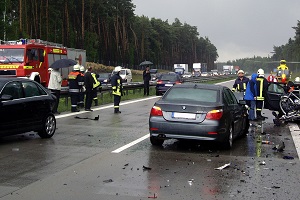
[
  {"x1": 172, "y1": 112, "x2": 196, "y2": 119},
  {"x1": 165, "y1": 84, "x2": 173, "y2": 86}
]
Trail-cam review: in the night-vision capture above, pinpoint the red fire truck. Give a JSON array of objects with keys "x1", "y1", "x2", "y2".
[{"x1": 0, "y1": 39, "x2": 86, "y2": 87}]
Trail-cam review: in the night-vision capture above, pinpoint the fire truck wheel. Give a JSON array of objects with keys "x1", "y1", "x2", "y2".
[{"x1": 37, "y1": 114, "x2": 56, "y2": 138}]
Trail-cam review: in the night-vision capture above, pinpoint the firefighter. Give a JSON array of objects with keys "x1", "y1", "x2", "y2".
[
  {"x1": 83, "y1": 67, "x2": 94, "y2": 111},
  {"x1": 256, "y1": 68, "x2": 269, "y2": 120},
  {"x1": 277, "y1": 59, "x2": 288, "y2": 71},
  {"x1": 68, "y1": 64, "x2": 84, "y2": 112},
  {"x1": 78, "y1": 66, "x2": 86, "y2": 108},
  {"x1": 91, "y1": 72, "x2": 101, "y2": 106},
  {"x1": 111, "y1": 66, "x2": 123, "y2": 113},
  {"x1": 232, "y1": 70, "x2": 249, "y2": 92}
]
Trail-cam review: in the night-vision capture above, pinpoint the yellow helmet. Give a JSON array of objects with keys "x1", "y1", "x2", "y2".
[{"x1": 280, "y1": 60, "x2": 286, "y2": 65}]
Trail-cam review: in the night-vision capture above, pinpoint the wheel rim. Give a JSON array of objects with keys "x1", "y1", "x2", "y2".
[
  {"x1": 228, "y1": 126, "x2": 233, "y2": 147},
  {"x1": 280, "y1": 97, "x2": 293, "y2": 115},
  {"x1": 45, "y1": 115, "x2": 56, "y2": 136}
]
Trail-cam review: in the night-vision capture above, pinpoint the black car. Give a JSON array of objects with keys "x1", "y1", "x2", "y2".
[
  {"x1": 149, "y1": 83, "x2": 249, "y2": 149},
  {"x1": 97, "y1": 73, "x2": 112, "y2": 84},
  {"x1": 156, "y1": 73, "x2": 183, "y2": 95},
  {"x1": 0, "y1": 78, "x2": 57, "y2": 138}
]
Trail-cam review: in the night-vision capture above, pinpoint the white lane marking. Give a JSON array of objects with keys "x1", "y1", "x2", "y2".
[
  {"x1": 111, "y1": 134, "x2": 150, "y2": 153},
  {"x1": 289, "y1": 123, "x2": 300, "y2": 159},
  {"x1": 56, "y1": 96, "x2": 160, "y2": 119}
]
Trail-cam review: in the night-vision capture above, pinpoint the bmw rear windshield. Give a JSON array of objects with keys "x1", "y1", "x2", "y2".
[
  {"x1": 159, "y1": 74, "x2": 179, "y2": 82},
  {"x1": 163, "y1": 87, "x2": 219, "y2": 103}
]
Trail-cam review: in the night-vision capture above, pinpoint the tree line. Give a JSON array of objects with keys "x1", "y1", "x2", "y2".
[
  {"x1": 0, "y1": 0, "x2": 218, "y2": 70},
  {"x1": 229, "y1": 20, "x2": 300, "y2": 74}
]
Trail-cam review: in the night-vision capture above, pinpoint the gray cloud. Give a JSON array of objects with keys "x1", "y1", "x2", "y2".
[{"x1": 132, "y1": 0, "x2": 300, "y2": 62}]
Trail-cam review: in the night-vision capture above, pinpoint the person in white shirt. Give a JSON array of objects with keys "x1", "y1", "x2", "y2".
[{"x1": 48, "y1": 68, "x2": 62, "y2": 114}]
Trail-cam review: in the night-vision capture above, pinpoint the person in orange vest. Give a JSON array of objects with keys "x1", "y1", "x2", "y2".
[
  {"x1": 68, "y1": 64, "x2": 84, "y2": 112},
  {"x1": 267, "y1": 71, "x2": 277, "y2": 82}
]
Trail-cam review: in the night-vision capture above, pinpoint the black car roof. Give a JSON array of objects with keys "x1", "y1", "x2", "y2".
[
  {"x1": 0, "y1": 77, "x2": 38, "y2": 88},
  {"x1": 172, "y1": 82, "x2": 228, "y2": 90}
]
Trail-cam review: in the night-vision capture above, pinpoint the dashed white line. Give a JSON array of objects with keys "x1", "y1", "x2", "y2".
[{"x1": 111, "y1": 134, "x2": 150, "y2": 153}]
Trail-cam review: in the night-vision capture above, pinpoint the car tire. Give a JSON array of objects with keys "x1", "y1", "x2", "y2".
[
  {"x1": 241, "y1": 118, "x2": 249, "y2": 137},
  {"x1": 222, "y1": 124, "x2": 233, "y2": 149},
  {"x1": 150, "y1": 136, "x2": 164, "y2": 146},
  {"x1": 37, "y1": 114, "x2": 56, "y2": 138}
]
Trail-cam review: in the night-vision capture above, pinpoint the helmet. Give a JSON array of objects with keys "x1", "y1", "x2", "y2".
[
  {"x1": 114, "y1": 66, "x2": 122, "y2": 72},
  {"x1": 73, "y1": 64, "x2": 80, "y2": 71},
  {"x1": 295, "y1": 77, "x2": 300, "y2": 83},
  {"x1": 257, "y1": 68, "x2": 264, "y2": 77},
  {"x1": 79, "y1": 66, "x2": 85, "y2": 72},
  {"x1": 237, "y1": 70, "x2": 244, "y2": 74},
  {"x1": 280, "y1": 60, "x2": 286, "y2": 65}
]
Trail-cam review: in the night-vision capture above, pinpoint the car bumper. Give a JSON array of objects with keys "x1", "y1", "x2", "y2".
[
  {"x1": 149, "y1": 116, "x2": 227, "y2": 142},
  {"x1": 156, "y1": 86, "x2": 172, "y2": 93}
]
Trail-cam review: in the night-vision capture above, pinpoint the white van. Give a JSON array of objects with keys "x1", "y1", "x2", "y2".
[{"x1": 119, "y1": 68, "x2": 132, "y2": 83}]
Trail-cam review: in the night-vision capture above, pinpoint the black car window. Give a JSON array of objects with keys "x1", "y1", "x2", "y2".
[
  {"x1": 268, "y1": 83, "x2": 285, "y2": 93},
  {"x1": 22, "y1": 82, "x2": 40, "y2": 97},
  {"x1": 164, "y1": 88, "x2": 218, "y2": 103},
  {"x1": 224, "y1": 89, "x2": 238, "y2": 105},
  {"x1": 160, "y1": 74, "x2": 178, "y2": 82},
  {"x1": 2, "y1": 81, "x2": 23, "y2": 99}
]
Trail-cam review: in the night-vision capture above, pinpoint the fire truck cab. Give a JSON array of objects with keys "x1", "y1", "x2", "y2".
[{"x1": 0, "y1": 39, "x2": 85, "y2": 88}]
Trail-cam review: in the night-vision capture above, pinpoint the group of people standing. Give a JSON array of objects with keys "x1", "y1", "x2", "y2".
[
  {"x1": 232, "y1": 69, "x2": 268, "y2": 121},
  {"x1": 67, "y1": 64, "x2": 102, "y2": 112}
]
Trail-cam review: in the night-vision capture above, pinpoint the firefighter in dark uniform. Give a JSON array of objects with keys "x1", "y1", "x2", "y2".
[
  {"x1": 78, "y1": 65, "x2": 85, "y2": 108},
  {"x1": 232, "y1": 70, "x2": 249, "y2": 92},
  {"x1": 256, "y1": 68, "x2": 269, "y2": 120},
  {"x1": 111, "y1": 66, "x2": 123, "y2": 113},
  {"x1": 83, "y1": 67, "x2": 94, "y2": 111},
  {"x1": 91, "y1": 72, "x2": 101, "y2": 106},
  {"x1": 68, "y1": 64, "x2": 84, "y2": 112}
]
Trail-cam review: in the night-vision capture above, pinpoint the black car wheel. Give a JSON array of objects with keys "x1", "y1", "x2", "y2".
[
  {"x1": 150, "y1": 136, "x2": 164, "y2": 146},
  {"x1": 222, "y1": 125, "x2": 233, "y2": 149},
  {"x1": 38, "y1": 114, "x2": 56, "y2": 138}
]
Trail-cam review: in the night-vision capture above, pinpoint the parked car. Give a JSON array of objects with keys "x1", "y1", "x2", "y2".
[
  {"x1": 201, "y1": 72, "x2": 209, "y2": 76},
  {"x1": 182, "y1": 72, "x2": 192, "y2": 78},
  {"x1": 119, "y1": 68, "x2": 132, "y2": 83},
  {"x1": 97, "y1": 73, "x2": 111, "y2": 84},
  {"x1": 155, "y1": 73, "x2": 183, "y2": 95},
  {"x1": 149, "y1": 83, "x2": 249, "y2": 149},
  {"x1": 0, "y1": 78, "x2": 57, "y2": 138}
]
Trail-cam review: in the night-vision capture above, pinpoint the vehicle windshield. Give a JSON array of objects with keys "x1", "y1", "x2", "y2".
[
  {"x1": 164, "y1": 87, "x2": 218, "y2": 103},
  {"x1": 0, "y1": 48, "x2": 24, "y2": 63},
  {"x1": 98, "y1": 73, "x2": 110, "y2": 78},
  {"x1": 159, "y1": 74, "x2": 178, "y2": 82}
]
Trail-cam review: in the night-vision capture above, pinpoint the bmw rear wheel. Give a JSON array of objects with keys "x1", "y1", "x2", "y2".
[
  {"x1": 222, "y1": 125, "x2": 233, "y2": 149},
  {"x1": 38, "y1": 114, "x2": 56, "y2": 138},
  {"x1": 150, "y1": 136, "x2": 164, "y2": 146}
]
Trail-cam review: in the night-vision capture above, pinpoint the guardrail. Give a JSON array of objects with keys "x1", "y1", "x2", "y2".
[{"x1": 60, "y1": 74, "x2": 236, "y2": 106}]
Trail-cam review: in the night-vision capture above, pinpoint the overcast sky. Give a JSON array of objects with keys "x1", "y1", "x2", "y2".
[{"x1": 132, "y1": 0, "x2": 300, "y2": 62}]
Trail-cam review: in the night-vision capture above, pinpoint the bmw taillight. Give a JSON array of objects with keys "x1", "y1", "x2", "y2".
[
  {"x1": 205, "y1": 109, "x2": 223, "y2": 120},
  {"x1": 150, "y1": 106, "x2": 163, "y2": 116},
  {"x1": 157, "y1": 80, "x2": 163, "y2": 84}
]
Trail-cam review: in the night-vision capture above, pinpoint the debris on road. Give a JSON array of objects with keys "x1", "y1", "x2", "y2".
[
  {"x1": 103, "y1": 179, "x2": 113, "y2": 183},
  {"x1": 259, "y1": 161, "x2": 266, "y2": 165},
  {"x1": 272, "y1": 141, "x2": 285, "y2": 152},
  {"x1": 74, "y1": 115, "x2": 100, "y2": 120},
  {"x1": 148, "y1": 193, "x2": 157, "y2": 199},
  {"x1": 283, "y1": 156, "x2": 294, "y2": 160},
  {"x1": 214, "y1": 163, "x2": 230, "y2": 170},
  {"x1": 261, "y1": 140, "x2": 272, "y2": 144},
  {"x1": 143, "y1": 165, "x2": 152, "y2": 170}
]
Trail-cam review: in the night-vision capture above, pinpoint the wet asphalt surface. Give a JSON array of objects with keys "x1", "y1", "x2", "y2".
[{"x1": 0, "y1": 80, "x2": 300, "y2": 200}]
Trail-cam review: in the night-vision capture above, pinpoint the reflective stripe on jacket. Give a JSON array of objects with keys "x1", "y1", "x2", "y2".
[
  {"x1": 111, "y1": 74, "x2": 123, "y2": 96},
  {"x1": 92, "y1": 73, "x2": 101, "y2": 89}
]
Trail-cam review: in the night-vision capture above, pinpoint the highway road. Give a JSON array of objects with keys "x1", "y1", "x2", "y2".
[{"x1": 0, "y1": 79, "x2": 300, "y2": 200}]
